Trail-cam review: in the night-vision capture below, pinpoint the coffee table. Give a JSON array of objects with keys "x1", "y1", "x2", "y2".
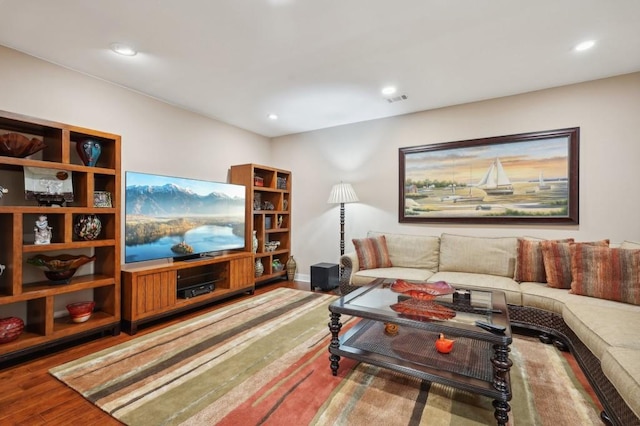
[{"x1": 328, "y1": 278, "x2": 513, "y2": 425}]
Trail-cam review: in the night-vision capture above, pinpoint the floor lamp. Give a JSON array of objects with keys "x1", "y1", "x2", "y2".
[{"x1": 327, "y1": 182, "x2": 359, "y2": 259}]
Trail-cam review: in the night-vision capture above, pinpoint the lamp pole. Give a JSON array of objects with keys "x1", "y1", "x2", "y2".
[
  {"x1": 339, "y1": 202, "x2": 346, "y2": 256},
  {"x1": 327, "y1": 182, "x2": 359, "y2": 261}
]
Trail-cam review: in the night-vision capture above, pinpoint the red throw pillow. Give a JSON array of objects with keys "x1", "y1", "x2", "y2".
[
  {"x1": 571, "y1": 245, "x2": 640, "y2": 305},
  {"x1": 541, "y1": 240, "x2": 609, "y2": 289},
  {"x1": 515, "y1": 238, "x2": 574, "y2": 283},
  {"x1": 352, "y1": 236, "x2": 392, "y2": 270}
]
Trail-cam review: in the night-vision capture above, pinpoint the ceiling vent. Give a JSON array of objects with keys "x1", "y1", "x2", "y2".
[{"x1": 386, "y1": 94, "x2": 408, "y2": 103}]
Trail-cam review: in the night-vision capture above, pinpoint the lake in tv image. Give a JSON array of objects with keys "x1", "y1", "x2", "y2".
[{"x1": 125, "y1": 171, "x2": 246, "y2": 263}]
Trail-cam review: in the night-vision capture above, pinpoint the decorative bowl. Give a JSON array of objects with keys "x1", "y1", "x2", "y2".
[
  {"x1": 0, "y1": 132, "x2": 46, "y2": 158},
  {"x1": 265, "y1": 241, "x2": 280, "y2": 252},
  {"x1": 66, "y1": 301, "x2": 96, "y2": 323},
  {"x1": 26, "y1": 254, "x2": 97, "y2": 284},
  {"x1": 0, "y1": 316, "x2": 24, "y2": 343}
]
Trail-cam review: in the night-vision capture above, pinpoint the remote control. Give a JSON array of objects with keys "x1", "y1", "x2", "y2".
[{"x1": 475, "y1": 321, "x2": 506, "y2": 334}]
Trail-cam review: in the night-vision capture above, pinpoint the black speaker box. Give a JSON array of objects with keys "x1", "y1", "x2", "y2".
[{"x1": 311, "y1": 263, "x2": 339, "y2": 291}]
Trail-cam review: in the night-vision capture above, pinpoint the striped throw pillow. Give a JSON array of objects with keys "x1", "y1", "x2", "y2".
[
  {"x1": 541, "y1": 240, "x2": 609, "y2": 289},
  {"x1": 515, "y1": 238, "x2": 574, "y2": 283},
  {"x1": 571, "y1": 245, "x2": 640, "y2": 305},
  {"x1": 353, "y1": 236, "x2": 392, "y2": 270}
]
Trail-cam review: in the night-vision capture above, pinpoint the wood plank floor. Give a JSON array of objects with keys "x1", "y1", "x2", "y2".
[{"x1": 0, "y1": 280, "x2": 314, "y2": 425}]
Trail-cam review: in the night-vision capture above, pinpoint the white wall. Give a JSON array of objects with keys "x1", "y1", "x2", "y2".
[
  {"x1": 273, "y1": 73, "x2": 640, "y2": 279},
  {"x1": 0, "y1": 45, "x2": 271, "y2": 289}
]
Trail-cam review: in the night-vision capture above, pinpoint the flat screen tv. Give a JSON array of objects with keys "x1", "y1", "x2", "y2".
[{"x1": 124, "y1": 171, "x2": 246, "y2": 263}]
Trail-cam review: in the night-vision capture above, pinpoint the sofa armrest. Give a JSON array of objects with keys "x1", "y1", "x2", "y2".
[{"x1": 339, "y1": 252, "x2": 360, "y2": 295}]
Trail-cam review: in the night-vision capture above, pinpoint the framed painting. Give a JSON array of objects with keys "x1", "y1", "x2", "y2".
[
  {"x1": 93, "y1": 191, "x2": 112, "y2": 208},
  {"x1": 399, "y1": 128, "x2": 579, "y2": 224}
]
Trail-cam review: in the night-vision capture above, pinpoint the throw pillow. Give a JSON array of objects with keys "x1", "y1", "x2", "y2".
[
  {"x1": 515, "y1": 238, "x2": 574, "y2": 283},
  {"x1": 570, "y1": 245, "x2": 640, "y2": 305},
  {"x1": 352, "y1": 236, "x2": 392, "y2": 270},
  {"x1": 541, "y1": 240, "x2": 609, "y2": 289}
]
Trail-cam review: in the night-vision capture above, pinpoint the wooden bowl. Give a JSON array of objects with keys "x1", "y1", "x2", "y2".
[
  {"x1": 0, "y1": 133, "x2": 46, "y2": 157},
  {"x1": 0, "y1": 317, "x2": 24, "y2": 343},
  {"x1": 66, "y1": 301, "x2": 96, "y2": 323},
  {"x1": 27, "y1": 254, "x2": 97, "y2": 284}
]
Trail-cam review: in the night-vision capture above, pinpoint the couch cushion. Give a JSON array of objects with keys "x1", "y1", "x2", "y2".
[
  {"x1": 352, "y1": 235, "x2": 392, "y2": 270},
  {"x1": 601, "y1": 347, "x2": 640, "y2": 418},
  {"x1": 540, "y1": 240, "x2": 609, "y2": 289},
  {"x1": 570, "y1": 245, "x2": 640, "y2": 305},
  {"x1": 368, "y1": 231, "x2": 439, "y2": 271},
  {"x1": 515, "y1": 238, "x2": 574, "y2": 283},
  {"x1": 562, "y1": 299, "x2": 640, "y2": 359},
  {"x1": 621, "y1": 240, "x2": 640, "y2": 250},
  {"x1": 519, "y1": 281, "x2": 583, "y2": 314},
  {"x1": 428, "y1": 271, "x2": 522, "y2": 305},
  {"x1": 439, "y1": 233, "x2": 517, "y2": 278},
  {"x1": 352, "y1": 267, "x2": 434, "y2": 286}
]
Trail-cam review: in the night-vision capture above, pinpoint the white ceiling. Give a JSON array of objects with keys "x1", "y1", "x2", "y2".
[{"x1": 1, "y1": 1, "x2": 639, "y2": 138}]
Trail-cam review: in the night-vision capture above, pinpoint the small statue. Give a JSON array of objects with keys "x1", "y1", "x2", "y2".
[
  {"x1": 34, "y1": 215, "x2": 52, "y2": 245},
  {"x1": 277, "y1": 215, "x2": 283, "y2": 228},
  {"x1": 0, "y1": 186, "x2": 7, "y2": 199},
  {"x1": 0, "y1": 264, "x2": 5, "y2": 276}
]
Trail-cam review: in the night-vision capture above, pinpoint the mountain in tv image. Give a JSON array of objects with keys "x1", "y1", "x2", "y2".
[
  {"x1": 126, "y1": 183, "x2": 244, "y2": 216},
  {"x1": 125, "y1": 179, "x2": 246, "y2": 263}
]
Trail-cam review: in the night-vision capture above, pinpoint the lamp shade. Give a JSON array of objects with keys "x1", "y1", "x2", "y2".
[{"x1": 327, "y1": 183, "x2": 359, "y2": 204}]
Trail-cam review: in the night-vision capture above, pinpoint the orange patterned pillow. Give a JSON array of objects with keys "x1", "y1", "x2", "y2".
[
  {"x1": 541, "y1": 240, "x2": 609, "y2": 289},
  {"x1": 353, "y1": 236, "x2": 392, "y2": 270},
  {"x1": 571, "y1": 245, "x2": 640, "y2": 305},
  {"x1": 515, "y1": 238, "x2": 574, "y2": 283}
]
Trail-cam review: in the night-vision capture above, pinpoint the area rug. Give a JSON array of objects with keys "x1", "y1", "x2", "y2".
[{"x1": 50, "y1": 288, "x2": 601, "y2": 425}]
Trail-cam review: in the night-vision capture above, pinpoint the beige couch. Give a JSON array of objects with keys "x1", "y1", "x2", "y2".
[{"x1": 340, "y1": 231, "x2": 640, "y2": 426}]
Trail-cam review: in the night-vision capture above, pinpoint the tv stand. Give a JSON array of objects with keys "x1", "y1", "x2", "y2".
[{"x1": 122, "y1": 251, "x2": 254, "y2": 334}]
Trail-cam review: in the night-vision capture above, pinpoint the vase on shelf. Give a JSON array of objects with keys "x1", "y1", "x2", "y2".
[
  {"x1": 76, "y1": 138, "x2": 102, "y2": 166},
  {"x1": 252, "y1": 230, "x2": 258, "y2": 253},
  {"x1": 74, "y1": 214, "x2": 102, "y2": 240},
  {"x1": 255, "y1": 258, "x2": 264, "y2": 277},
  {"x1": 286, "y1": 256, "x2": 297, "y2": 281}
]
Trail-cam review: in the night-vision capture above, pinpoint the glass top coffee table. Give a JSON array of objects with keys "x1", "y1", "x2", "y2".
[{"x1": 328, "y1": 278, "x2": 513, "y2": 425}]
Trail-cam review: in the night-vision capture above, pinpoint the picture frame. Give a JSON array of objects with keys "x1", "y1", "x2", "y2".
[
  {"x1": 93, "y1": 191, "x2": 112, "y2": 208},
  {"x1": 399, "y1": 128, "x2": 579, "y2": 224}
]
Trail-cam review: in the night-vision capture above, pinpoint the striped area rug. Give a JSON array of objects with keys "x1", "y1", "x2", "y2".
[{"x1": 50, "y1": 288, "x2": 601, "y2": 425}]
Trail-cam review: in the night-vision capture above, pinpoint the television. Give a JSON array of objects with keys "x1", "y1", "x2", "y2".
[{"x1": 124, "y1": 171, "x2": 246, "y2": 263}]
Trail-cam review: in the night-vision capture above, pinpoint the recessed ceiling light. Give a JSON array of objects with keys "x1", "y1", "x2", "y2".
[
  {"x1": 381, "y1": 86, "x2": 397, "y2": 96},
  {"x1": 574, "y1": 40, "x2": 596, "y2": 52},
  {"x1": 110, "y1": 43, "x2": 137, "y2": 56},
  {"x1": 268, "y1": 113, "x2": 278, "y2": 120}
]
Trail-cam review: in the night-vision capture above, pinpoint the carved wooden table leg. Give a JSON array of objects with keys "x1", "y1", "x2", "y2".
[
  {"x1": 329, "y1": 311, "x2": 342, "y2": 376},
  {"x1": 492, "y1": 343, "x2": 513, "y2": 425}
]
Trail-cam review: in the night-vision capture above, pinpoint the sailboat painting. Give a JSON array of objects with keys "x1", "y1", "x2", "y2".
[
  {"x1": 538, "y1": 171, "x2": 551, "y2": 190},
  {"x1": 399, "y1": 128, "x2": 579, "y2": 224},
  {"x1": 477, "y1": 158, "x2": 514, "y2": 195}
]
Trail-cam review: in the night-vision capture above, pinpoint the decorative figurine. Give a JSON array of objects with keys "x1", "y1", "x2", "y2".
[
  {"x1": 34, "y1": 215, "x2": 52, "y2": 245},
  {"x1": 0, "y1": 186, "x2": 7, "y2": 199},
  {"x1": 0, "y1": 263, "x2": 5, "y2": 276}
]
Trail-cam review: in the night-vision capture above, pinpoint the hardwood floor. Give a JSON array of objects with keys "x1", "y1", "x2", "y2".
[{"x1": 0, "y1": 280, "x2": 314, "y2": 425}]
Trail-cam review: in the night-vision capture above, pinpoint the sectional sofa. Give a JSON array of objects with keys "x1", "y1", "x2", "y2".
[{"x1": 339, "y1": 231, "x2": 640, "y2": 426}]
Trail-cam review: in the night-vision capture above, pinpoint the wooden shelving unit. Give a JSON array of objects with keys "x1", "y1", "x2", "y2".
[
  {"x1": 230, "y1": 164, "x2": 291, "y2": 285},
  {"x1": 0, "y1": 110, "x2": 121, "y2": 362}
]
